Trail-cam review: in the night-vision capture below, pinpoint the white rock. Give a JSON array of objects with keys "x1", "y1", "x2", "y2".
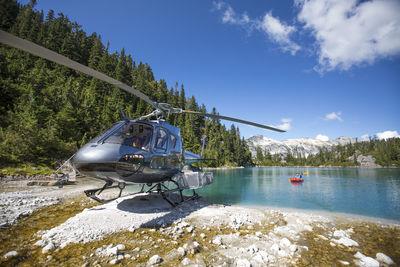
[
  {"x1": 280, "y1": 238, "x2": 291, "y2": 248},
  {"x1": 360, "y1": 257, "x2": 380, "y2": 267},
  {"x1": 333, "y1": 230, "x2": 348, "y2": 238},
  {"x1": 376, "y1": 252, "x2": 395, "y2": 265},
  {"x1": 4, "y1": 251, "x2": 18, "y2": 258},
  {"x1": 116, "y1": 244, "x2": 126, "y2": 251},
  {"x1": 336, "y1": 237, "x2": 358, "y2": 247},
  {"x1": 289, "y1": 244, "x2": 298, "y2": 252},
  {"x1": 34, "y1": 239, "x2": 46, "y2": 247},
  {"x1": 106, "y1": 247, "x2": 118, "y2": 256},
  {"x1": 186, "y1": 226, "x2": 194, "y2": 233},
  {"x1": 270, "y1": 244, "x2": 280, "y2": 254},
  {"x1": 117, "y1": 255, "x2": 124, "y2": 261},
  {"x1": 304, "y1": 225, "x2": 313, "y2": 231},
  {"x1": 212, "y1": 236, "x2": 223, "y2": 246},
  {"x1": 200, "y1": 233, "x2": 206, "y2": 239},
  {"x1": 42, "y1": 243, "x2": 55, "y2": 253},
  {"x1": 109, "y1": 258, "x2": 119, "y2": 265},
  {"x1": 355, "y1": 252, "x2": 366, "y2": 259},
  {"x1": 181, "y1": 257, "x2": 191, "y2": 265},
  {"x1": 338, "y1": 260, "x2": 350, "y2": 265},
  {"x1": 148, "y1": 254, "x2": 162, "y2": 265},
  {"x1": 236, "y1": 258, "x2": 251, "y2": 267},
  {"x1": 177, "y1": 247, "x2": 186, "y2": 257}
]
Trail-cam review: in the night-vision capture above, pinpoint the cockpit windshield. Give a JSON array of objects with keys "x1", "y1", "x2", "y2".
[{"x1": 103, "y1": 122, "x2": 153, "y2": 151}]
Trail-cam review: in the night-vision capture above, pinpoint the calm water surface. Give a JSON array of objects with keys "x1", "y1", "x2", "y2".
[{"x1": 195, "y1": 167, "x2": 400, "y2": 221}]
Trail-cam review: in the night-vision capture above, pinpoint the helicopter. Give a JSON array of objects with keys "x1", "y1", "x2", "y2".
[{"x1": 0, "y1": 29, "x2": 285, "y2": 206}]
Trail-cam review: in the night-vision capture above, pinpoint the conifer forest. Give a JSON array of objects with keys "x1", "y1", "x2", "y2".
[{"x1": 0, "y1": 0, "x2": 253, "y2": 168}]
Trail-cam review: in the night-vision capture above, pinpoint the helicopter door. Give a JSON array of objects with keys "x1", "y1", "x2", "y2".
[
  {"x1": 151, "y1": 128, "x2": 168, "y2": 169},
  {"x1": 154, "y1": 128, "x2": 168, "y2": 153}
]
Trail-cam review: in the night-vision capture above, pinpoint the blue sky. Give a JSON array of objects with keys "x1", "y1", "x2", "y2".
[{"x1": 23, "y1": 0, "x2": 400, "y2": 140}]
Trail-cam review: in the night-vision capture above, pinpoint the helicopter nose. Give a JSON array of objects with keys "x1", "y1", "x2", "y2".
[{"x1": 71, "y1": 143, "x2": 123, "y2": 175}]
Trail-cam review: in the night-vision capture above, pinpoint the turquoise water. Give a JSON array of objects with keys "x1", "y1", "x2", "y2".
[{"x1": 196, "y1": 167, "x2": 400, "y2": 221}]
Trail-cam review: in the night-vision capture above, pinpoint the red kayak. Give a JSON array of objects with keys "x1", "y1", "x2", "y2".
[{"x1": 289, "y1": 177, "x2": 304, "y2": 183}]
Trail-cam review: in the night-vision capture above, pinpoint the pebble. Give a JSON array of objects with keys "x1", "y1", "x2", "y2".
[
  {"x1": 212, "y1": 236, "x2": 223, "y2": 246},
  {"x1": 148, "y1": 254, "x2": 163, "y2": 265},
  {"x1": 116, "y1": 244, "x2": 126, "y2": 251},
  {"x1": 177, "y1": 247, "x2": 186, "y2": 257},
  {"x1": 109, "y1": 258, "x2": 119, "y2": 265},
  {"x1": 42, "y1": 242, "x2": 55, "y2": 253}
]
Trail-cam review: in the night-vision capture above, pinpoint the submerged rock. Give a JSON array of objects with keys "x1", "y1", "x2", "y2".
[
  {"x1": 376, "y1": 253, "x2": 395, "y2": 265},
  {"x1": 4, "y1": 251, "x2": 18, "y2": 258}
]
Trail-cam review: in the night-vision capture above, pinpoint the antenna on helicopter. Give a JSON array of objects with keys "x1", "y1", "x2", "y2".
[{"x1": 119, "y1": 106, "x2": 130, "y2": 122}]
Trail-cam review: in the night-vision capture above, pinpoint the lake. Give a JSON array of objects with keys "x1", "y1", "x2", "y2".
[{"x1": 196, "y1": 167, "x2": 400, "y2": 221}]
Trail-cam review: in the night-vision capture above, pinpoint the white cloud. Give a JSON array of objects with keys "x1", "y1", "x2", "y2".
[
  {"x1": 258, "y1": 12, "x2": 301, "y2": 55},
  {"x1": 212, "y1": 1, "x2": 300, "y2": 55},
  {"x1": 324, "y1": 111, "x2": 343, "y2": 122},
  {"x1": 213, "y1": 1, "x2": 252, "y2": 26},
  {"x1": 297, "y1": 0, "x2": 400, "y2": 72},
  {"x1": 316, "y1": 134, "x2": 329, "y2": 141},
  {"x1": 376, "y1": 130, "x2": 400, "y2": 140},
  {"x1": 273, "y1": 118, "x2": 292, "y2": 131}
]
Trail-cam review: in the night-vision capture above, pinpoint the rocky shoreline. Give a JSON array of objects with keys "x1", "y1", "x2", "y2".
[{"x1": 0, "y1": 179, "x2": 399, "y2": 266}]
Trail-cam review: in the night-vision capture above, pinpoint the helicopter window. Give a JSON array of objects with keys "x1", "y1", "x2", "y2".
[
  {"x1": 89, "y1": 122, "x2": 124, "y2": 143},
  {"x1": 155, "y1": 128, "x2": 168, "y2": 151},
  {"x1": 103, "y1": 122, "x2": 153, "y2": 151}
]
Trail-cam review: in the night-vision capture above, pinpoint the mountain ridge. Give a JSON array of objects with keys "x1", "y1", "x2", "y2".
[{"x1": 246, "y1": 134, "x2": 357, "y2": 158}]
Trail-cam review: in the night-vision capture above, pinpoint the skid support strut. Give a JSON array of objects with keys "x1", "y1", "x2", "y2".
[{"x1": 84, "y1": 178, "x2": 198, "y2": 206}]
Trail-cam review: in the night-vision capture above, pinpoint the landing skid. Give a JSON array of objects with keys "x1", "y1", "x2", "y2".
[{"x1": 84, "y1": 179, "x2": 198, "y2": 206}]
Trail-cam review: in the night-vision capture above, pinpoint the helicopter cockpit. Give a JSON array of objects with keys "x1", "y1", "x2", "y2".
[{"x1": 102, "y1": 122, "x2": 153, "y2": 151}]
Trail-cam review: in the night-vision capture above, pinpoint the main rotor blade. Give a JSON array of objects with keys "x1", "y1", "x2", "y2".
[
  {"x1": 0, "y1": 30, "x2": 157, "y2": 109},
  {"x1": 182, "y1": 110, "x2": 286, "y2": 132}
]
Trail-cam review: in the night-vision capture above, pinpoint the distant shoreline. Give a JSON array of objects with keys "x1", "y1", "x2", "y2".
[{"x1": 203, "y1": 165, "x2": 397, "y2": 170}]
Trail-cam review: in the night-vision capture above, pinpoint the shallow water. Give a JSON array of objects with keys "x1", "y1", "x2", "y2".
[{"x1": 196, "y1": 167, "x2": 400, "y2": 221}]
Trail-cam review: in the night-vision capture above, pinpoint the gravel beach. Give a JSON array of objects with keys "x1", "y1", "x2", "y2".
[{"x1": 1, "y1": 178, "x2": 399, "y2": 266}]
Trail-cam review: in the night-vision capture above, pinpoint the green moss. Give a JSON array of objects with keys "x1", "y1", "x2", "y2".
[
  {"x1": 0, "y1": 197, "x2": 99, "y2": 267},
  {"x1": 1, "y1": 165, "x2": 55, "y2": 176},
  {"x1": 296, "y1": 222, "x2": 400, "y2": 266}
]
